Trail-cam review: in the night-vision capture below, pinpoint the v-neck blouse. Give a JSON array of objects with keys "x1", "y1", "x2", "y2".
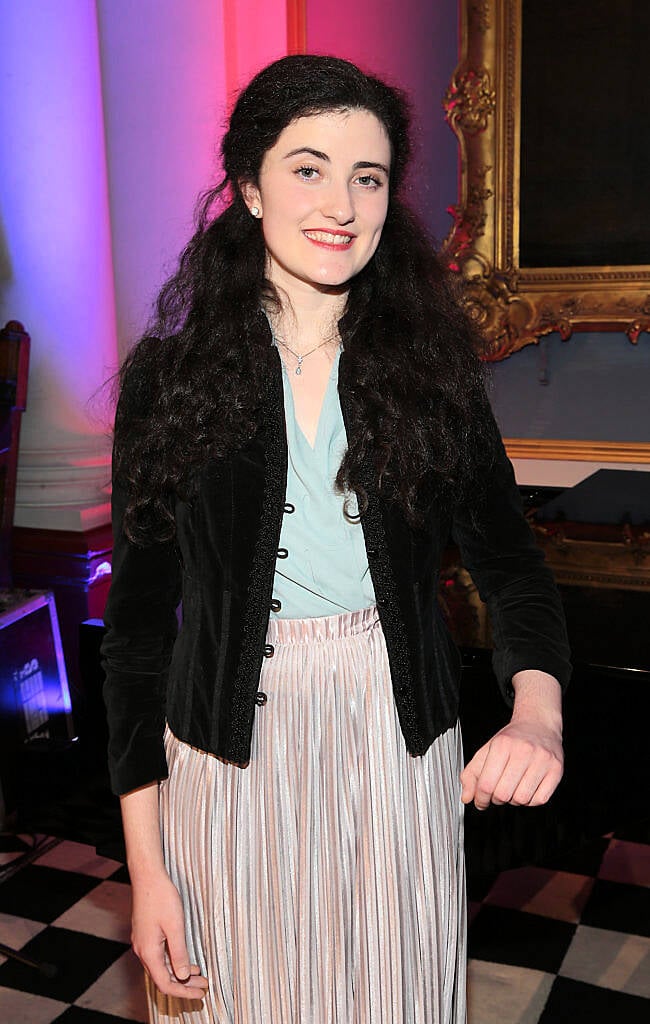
[{"x1": 271, "y1": 346, "x2": 376, "y2": 619}]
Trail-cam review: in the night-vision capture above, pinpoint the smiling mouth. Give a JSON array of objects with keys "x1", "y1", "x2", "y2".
[{"x1": 303, "y1": 230, "x2": 355, "y2": 248}]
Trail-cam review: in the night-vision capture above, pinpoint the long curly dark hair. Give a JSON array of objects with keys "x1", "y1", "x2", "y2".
[{"x1": 114, "y1": 54, "x2": 495, "y2": 545}]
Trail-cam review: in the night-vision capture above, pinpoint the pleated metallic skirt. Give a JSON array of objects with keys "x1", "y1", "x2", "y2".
[{"x1": 147, "y1": 605, "x2": 467, "y2": 1023}]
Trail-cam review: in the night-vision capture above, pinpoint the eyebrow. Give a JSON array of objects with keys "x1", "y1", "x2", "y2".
[{"x1": 283, "y1": 147, "x2": 390, "y2": 175}]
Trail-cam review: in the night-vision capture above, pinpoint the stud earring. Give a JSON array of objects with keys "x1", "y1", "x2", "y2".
[{"x1": 251, "y1": 206, "x2": 260, "y2": 217}]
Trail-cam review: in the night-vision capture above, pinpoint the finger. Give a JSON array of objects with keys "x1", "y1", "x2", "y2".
[
  {"x1": 488, "y1": 743, "x2": 563, "y2": 808},
  {"x1": 471, "y1": 741, "x2": 511, "y2": 810},
  {"x1": 157, "y1": 972, "x2": 208, "y2": 999},
  {"x1": 460, "y1": 744, "x2": 489, "y2": 804},
  {"x1": 149, "y1": 961, "x2": 208, "y2": 999},
  {"x1": 165, "y1": 927, "x2": 209, "y2": 994},
  {"x1": 175, "y1": 965, "x2": 209, "y2": 991},
  {"x1": 136, "y1": 938, "x2": 208, "y2": 1000},
  {"x1": 460, "y1": 764, "x2": 478, "y2": 805},
  {"x1": 138, "y1": 944, "x2": 203, "y2": 999},
  {"x1": 520, "y1": 759, "x2": 564, "y2": 807},
  {"x1": 509, "y1": 744, "x2": 563, "y2": 806},
  {"x1": 480, "y1": 732, "x2": 553, "y2": 807},
  {"x1": 166, "y1": 921, "x2": 192, "y2": 982},
  {"x1": 529, "y1": 774, "x2": 562, "y2": 806},
  {"x1": 170, "y1": 972, "x2": 210, "y2": 995},
  {"x1": 489, "y1": 758, "x2": 534, "y2": 806}
]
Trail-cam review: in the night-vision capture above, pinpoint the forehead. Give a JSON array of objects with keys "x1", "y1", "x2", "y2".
[{"x1": 264, "y1": 108, "x2": 391, "y2": 162}]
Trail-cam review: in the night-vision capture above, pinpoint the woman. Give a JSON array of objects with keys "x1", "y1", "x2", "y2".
[{"x1": 102, "y1": 55, "x2": 570, "y2": 1023}]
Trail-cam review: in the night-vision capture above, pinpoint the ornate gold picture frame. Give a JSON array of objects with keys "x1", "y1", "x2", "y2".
[{"x1": 442, "y1": 0, "x2": 650, "y2": 463}]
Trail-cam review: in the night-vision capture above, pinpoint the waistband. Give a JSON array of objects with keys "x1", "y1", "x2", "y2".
[{"x1": 266, "y1": 604, "x2": 380, "y2": 644}]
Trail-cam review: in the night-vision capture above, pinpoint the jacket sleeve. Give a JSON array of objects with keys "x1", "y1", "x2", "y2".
[
  {"x1": 101, "y1": 478, "x2": 182, "y2": 796},
  {"x1": 450, "y1": 409, "x2": 571, "y2": 707}
]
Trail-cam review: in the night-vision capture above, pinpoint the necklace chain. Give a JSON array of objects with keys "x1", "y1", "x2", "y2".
[
  {"x1": 273, "y1": 335, "x2": 334, "y2": 375},
  {"x1": 263, "y1": 310, "x2": 340, "y2": 375}
]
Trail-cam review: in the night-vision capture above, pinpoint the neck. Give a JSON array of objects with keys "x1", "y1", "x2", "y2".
[{"x1": 265, "y1": 280, "x2": 346, "y2": 352}]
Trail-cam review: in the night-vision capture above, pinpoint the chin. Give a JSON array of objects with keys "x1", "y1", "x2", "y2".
[{"x1": 313, "y1": 264, "x2": 356, "y2": 287}]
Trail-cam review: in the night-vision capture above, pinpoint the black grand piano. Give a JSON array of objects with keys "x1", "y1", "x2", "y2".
[{"x1": 456, "y1": 473, "x2": 649, "y2": 876}]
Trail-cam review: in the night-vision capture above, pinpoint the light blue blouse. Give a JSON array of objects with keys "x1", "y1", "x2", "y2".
[{"x1": 271, "y1": 346, "x2": 376, "y2": 619}]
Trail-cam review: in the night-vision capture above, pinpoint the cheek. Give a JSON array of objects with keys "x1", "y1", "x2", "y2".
[
  {"x1": 260, "y1": 213, "x2": 290, "y2": 256},
  {"x1": 367, "y1": 213, "x2": 388, "y2": 254},
  {"x1": 260, "y1": 193, "x2": 309, "y2": 245},
  {"x1": 366, "y1": 196, "x2": 389, "y2": 240}
]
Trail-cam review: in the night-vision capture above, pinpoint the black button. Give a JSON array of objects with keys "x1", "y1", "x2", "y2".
[
  {"x1": 367, "y1": 548, "x2": 378, "y2": 557},
  {"x1": 377, "y1": 596, "x2": 388, "y2": 606},
  {"x1": 263, "y1": 643, "x2": 275, "y2": 657},
  {"x1": 270, "y1": 598, "x2": 282, "y2": 612},
  {"x1": 255, "y1": 691, "x2": 268, "y2": 706},
  {"x1": 277, "y1": 548, "x2": 288, "y2": 559},
  {"x1": 284, "y1": 502, "x2": 295, "y2": 514}
]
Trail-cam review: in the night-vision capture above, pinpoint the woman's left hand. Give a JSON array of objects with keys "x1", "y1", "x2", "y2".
[{"x1": 460, "y1": 669, "x2": 564, "y2": 810}]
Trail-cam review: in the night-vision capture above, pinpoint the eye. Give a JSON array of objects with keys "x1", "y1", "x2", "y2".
[
  {"x1": 355, "y1": 173, "x2": 383, "y2": 189},
  {"x1": 295, "y1": 165, "x2": 319, "y2": 180}
]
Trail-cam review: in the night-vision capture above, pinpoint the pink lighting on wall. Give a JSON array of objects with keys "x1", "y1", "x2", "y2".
[
  {"x1": 305, "y1": 0, "x2": 458, "y2": 240},
  {"x1": 223, "y1": 0, "x2": 305, "y2": 107},
  {"x1": 96, "y1": 0, "x2": 229, "y2": 358},
  {"x1": 0, "y1": 1, "x2": 118, "y2": 437}
]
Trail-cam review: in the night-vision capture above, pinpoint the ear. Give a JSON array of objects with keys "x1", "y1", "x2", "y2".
[{"x1": 239, "y1": 179, "x2": 262, "y2": 217}]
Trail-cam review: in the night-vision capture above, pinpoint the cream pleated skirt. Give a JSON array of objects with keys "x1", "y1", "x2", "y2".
[{"x1": 147, "y1": 605, "x2": 467, "y2": 1023}]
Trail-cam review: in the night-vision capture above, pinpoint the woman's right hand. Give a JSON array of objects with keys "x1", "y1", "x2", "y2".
[{"x1": 130, "y1": 867, "x2": 209, "y2": 1001}]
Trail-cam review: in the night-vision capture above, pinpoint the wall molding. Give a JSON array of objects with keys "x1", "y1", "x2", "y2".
[
  {"x1": 504, "y1": 439, "x2": 650, "y2": 463},
  {"x1": 15, "y1": 441, "x2": 112, "y2": 530}
]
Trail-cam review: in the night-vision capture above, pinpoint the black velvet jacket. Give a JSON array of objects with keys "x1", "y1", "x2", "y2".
[{"x1": 102, "y1": 347, "x2": 571, "y2": 796}]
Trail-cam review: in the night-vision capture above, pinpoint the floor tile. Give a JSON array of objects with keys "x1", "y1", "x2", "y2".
[
  {"x1": 0, "y1": 911, "x2": 49, "y2": 966},
  {"x1": 597, "y1": 838, "x2": 650, "y2": 888},
  {"x1": 467, "y1": 960, "x2": 554, "y2": 1024},
  {"x1": 612, "y1": 818, "x2": 650, "y2": 845},
  {"x1": 54, "y1": 1006, "x2": 142, "y2": 1023},
  {"x1": 468, "y1": 900, "x2": 482, "y2": 927},
  {"x1": 0, "y1": 865, "x2": 100, "y2": 923},
  {"x1": 469, "y1": 905, "x2": 576, "y2": 973},
  {"x1": 485, "y1": 867, "x2": 593, "y2": 923},
  {"x1": 483, "y1": 866, "x2": 550, "y2": 910},
  {"x1": 2, "y1": 824, "x2": 646, "y2": 1023},
  {"x1": 467, "y1": 870, "x2": 500, "y2": 903},
  {"x1": 76, "y1": 949, "x2": 148, "y2": 1022},
  {"x1": 0, "y1": 983, "x2": 68, "y2": 1024},
  {"x1": 0, "y1": 834, "x2": 50, "y2": 871},
  {"x1": 533, "y1": 834, "x2": 609, "y2": 877},
  {"x1": 35, "y1": 842, "x2": 123, "y2": 881},
  {"x1": 0, "y1": 926, "x2": 129, "y2": 1004},
  {"x1": 624, "y1": 945, "x2": 650, "y2": 1001},
  {"x1": 538, "y1": 974, "x2": 649, "y2": 1024},
  {"x1": 559, "y1": 924, "x2": 650, "y2": 999},
  {"x1": 53, "y1": 881, "x2": 131, "y2": 944},
  {"x1": 107, "y1": 865, "x2": 130, "y2": 885},
  {"x1": 580, "y1": 878, "x2": 650, "y2": 937}
]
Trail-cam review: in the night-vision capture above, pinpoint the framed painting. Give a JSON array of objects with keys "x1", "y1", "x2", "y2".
[{"x1": 443, "y1": 0, "x2": 650, "y2": 462}]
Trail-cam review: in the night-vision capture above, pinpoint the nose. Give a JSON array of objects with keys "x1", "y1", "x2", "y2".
[{"x1": 321, "y1": 178, "x2": 355, "y2": 224}]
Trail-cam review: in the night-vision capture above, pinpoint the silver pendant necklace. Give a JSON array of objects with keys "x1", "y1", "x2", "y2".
[
  {"x1": 274, "y1": 335, "x2": 332, "y2": 374},
  {"x1": 262, "y1": 307, "x2": 341, "y2": 374}
]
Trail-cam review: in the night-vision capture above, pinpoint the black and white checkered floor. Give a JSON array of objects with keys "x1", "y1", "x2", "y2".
[{"x1": 0, "y1": 826, "x2": 648, "y2": 1023}]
